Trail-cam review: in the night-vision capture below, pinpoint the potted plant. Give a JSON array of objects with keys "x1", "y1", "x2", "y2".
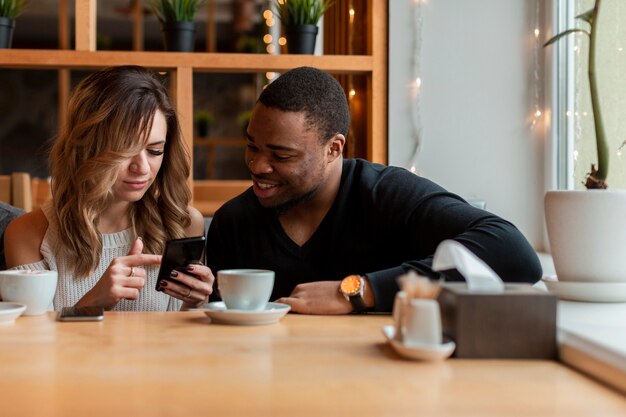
[
  {"x1": 238, "y1": 110, "x2": 252, "y2": 136},
  {"x1": 543, "y1": 0, "x2": 626, "y2": 285},
  {"x1": 194, "y1": 109, "x2": 214, "y2": 137},
  {"x1": 0, "y1": 0, "x2": 27, "y2": 49},
  {"x1": 274, "y1": 0, "x2": 333, "y2": 54},
  {"x1": 149, "y1": 0, "x2": 206, "y2": 52}
]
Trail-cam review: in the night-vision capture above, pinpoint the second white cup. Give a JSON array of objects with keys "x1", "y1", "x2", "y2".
[
  {"x1": 217, "y1": 269, "x2": 274, "y2": 311},
  {"x1": 392, "y1": 291, "x2": 442, "y2": 346}
]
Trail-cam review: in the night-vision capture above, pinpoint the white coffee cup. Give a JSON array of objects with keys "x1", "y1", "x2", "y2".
[
  {"x1": 392, "y1": 291, "x2": 407, "y2": 341},
  {"x1": 0, "y1": 270, "x2": 58, "y2": 316},
  {"x1": 392, "y1": 291, "x2": 442, "y2": 346},
  {"x1": 217, "y1": 269, "x2": 274, "y2": 311}
]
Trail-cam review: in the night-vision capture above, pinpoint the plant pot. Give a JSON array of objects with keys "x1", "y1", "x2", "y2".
[
  {"x1": 161, "y1": 21, "x2": 196, "y2": 52},
  {"x1": 285, "y1": 24, "x2": 319, "y2": 55},
  {"x1": 544, "y1": 190, "x2": 626, "y2": 282},
  {"x1": 0, "y1": 17, "x2": 16, "y2": 49},
  {"x1": 196, "y1": 120, "x2": 211, "y2": 137}
]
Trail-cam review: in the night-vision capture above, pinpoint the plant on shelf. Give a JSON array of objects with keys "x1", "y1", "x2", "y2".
[
  {"x1": 0, "y1": 0, "x2": 28, "y2": 49},
  {"x1": 544, "y1": 0, "x2": 607, "y2": 189},
  {"x1": 194, "y1": 109, "x2": 214, "y2": 137},
  {"x1": 149, "y1": 0, "x2": 206, "y2": 23},
  {"x1": 238, "y1": 110, "x2": 253, "y2": 136},
  {"x1": 148, "y1": 0, "x2": 207, "y2": 52},
  {"x1": 274, "y1": 0, "x2": 333, "y2": 54}
]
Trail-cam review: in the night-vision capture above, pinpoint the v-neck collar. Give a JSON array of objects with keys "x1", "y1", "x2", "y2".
[{"x1": 263, "y1": 160, "x2": 351, "y2": 258}]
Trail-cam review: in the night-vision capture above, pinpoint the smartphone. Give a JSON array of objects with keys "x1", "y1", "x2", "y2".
[
  {"x1": 57, "y1": 306, "x2": 105, "y2": 322},
  {"x1": 155, "y1": 236, "x2": 206, "y2": 291}
]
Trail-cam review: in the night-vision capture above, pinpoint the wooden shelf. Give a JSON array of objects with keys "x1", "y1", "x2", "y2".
[
  {"x1": 1, "y1": 0, "x2": 387, "y2": 216},
  {"x1": 0, "y1": 50, "x2": 374, "y2": 73},
  {"x1": 192, "y1": 180, "x2": 251, "y2": 216},
  {"x1": 194, "y1": 137, "x2": 248, "y2": 183}
]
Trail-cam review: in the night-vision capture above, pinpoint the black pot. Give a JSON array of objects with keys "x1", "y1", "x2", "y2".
[
  {"x1": 286, "y1": 24, "x2": 319, "y2": 55},
  {"x1": 197, "y1": 120, "x2": 210, "y2": 137},
  {"x1": 0, "y1": 17, "x2": 16, "y2": 49},
  {"x1": 161, "y1": 21, "x2": 196, "y2": 52}
]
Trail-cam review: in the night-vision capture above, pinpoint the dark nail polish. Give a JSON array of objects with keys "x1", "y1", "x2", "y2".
[
  {"x1": 160, "y1": 281, "x2": 168, "y2": 288},
  {"x1": 186, "y1": 265, "x2": 195, "y2": 272},
  {"x1": 170, "y1": 271, "x2": 178, "y2": 278}
]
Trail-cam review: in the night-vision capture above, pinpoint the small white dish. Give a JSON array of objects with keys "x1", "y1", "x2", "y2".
[
  {"x1": 0, "y1": 302, "x2": 27, "y2": 324},
  {"x1": 196, "y1": 301, "x2": 291, "y2": 325},
  {"x1": 542, "y1": 276, "x2": 626, "y2": 303},
  {"x1": 381, "y1": 325, "x2": 455, "y2": 361}
]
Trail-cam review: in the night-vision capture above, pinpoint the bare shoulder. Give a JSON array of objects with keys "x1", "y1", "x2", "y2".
[
  {"x1": 4, "y1": 209, "x2": 49, "y2": 267},
  {"x1": 185, "y1": 206, "x2": 206, "y2": 237}
]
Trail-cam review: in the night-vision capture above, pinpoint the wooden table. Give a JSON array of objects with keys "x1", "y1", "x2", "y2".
[{"x1": 1, "y1": 312, "x2": 625, "y2": 416}]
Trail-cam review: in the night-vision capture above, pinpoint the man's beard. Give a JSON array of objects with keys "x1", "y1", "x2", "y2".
[{"x1": 271, "y1": 185, "x2": 320, "y2": 216}]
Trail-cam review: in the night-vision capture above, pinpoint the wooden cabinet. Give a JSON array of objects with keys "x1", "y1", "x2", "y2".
[{"x1": 0, "y1": 0, "x2": 387, "y2": 215}]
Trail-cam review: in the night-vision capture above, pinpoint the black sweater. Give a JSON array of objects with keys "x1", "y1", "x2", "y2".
[{"x1": 206, "y1": 159, "x2": 542, "y2": 311}]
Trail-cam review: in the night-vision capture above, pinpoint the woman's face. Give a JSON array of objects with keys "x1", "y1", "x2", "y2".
[{"x1": 112, "y1": 109, "x2": 167, "y2": 203}]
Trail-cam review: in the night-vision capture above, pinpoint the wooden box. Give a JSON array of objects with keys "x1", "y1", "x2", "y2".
[{"x1": 436, "y1": 283, "x2": 558, "y2": 359}]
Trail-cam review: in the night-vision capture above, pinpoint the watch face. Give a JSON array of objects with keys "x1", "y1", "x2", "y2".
[{"x1": 340, "y1": 275, "x2": 362, "y2": 296}]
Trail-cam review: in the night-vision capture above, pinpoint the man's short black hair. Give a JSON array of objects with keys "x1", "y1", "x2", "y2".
[{"x1": 258, "y1": 66, "x2": 350, "y2": 142}]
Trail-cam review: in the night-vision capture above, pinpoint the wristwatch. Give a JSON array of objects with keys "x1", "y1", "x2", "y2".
[{"x1": 339, "y1": 275, "x2": 368, "y2": 313}]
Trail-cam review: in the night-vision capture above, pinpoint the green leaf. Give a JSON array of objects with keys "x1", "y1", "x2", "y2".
[
  {"x1": 274, "y1": 0, "x2": 333, "y2": 25},
  {"x1": 543, "y1": 28, "x2": 589, "y2": 48},
  {"x1": 0, "y1": 0, "x2": 28, "y2": 19},
  {"x1": 148, "y1": 0, "x2": 206, "y2": 23},
  {"x1": 575, "y1": 8, "x2": 594, "y2": 25}
]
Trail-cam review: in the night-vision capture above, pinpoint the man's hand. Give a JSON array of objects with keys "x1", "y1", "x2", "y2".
[{"x1": 276, "y1": 281, "x2": 353, "y2": 315}]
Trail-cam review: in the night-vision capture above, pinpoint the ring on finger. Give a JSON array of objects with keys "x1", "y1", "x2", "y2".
[
  {"x1": 128, "y1": 267, "x2": 135, "y2": 277},
  {"x1": 186, "y1": 287, "x2": 192, "y2": 298}
]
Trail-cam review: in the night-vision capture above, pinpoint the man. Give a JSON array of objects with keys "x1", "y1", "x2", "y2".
[
  {"x1": 1, "y1": 201, "x2": 25, "y2": 270},
  {"x1": 206, "y1": 66, "x2": 542, "y2": 314}
]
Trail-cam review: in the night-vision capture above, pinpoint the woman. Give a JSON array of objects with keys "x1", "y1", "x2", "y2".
[{"x1": 4, "y1": 65, "x2": 213, "y2": 311}]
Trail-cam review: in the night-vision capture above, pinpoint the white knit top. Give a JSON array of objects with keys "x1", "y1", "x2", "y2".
[{"x1": 12, "y1": 202, "x2": 181, "y2": 312}]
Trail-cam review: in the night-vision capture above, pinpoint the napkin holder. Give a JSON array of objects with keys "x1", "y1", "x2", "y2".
[
  {"x1": 436, "y1": 283, "x2": 557, "y2": 359},
  {"x1": 432, "y1": 240, "x2": 557, "y2": 359}
]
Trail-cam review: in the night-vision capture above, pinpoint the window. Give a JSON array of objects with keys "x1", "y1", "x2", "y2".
[{"x1": 553, "y1": 0, "x2": 626, "y2": 189}]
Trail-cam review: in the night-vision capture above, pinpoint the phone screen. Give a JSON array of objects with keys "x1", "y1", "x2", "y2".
[
  {"x1": 155, "y1": 236, "x2": 206, "y2": 291},
  {"x1": 57, "y1": 306, "x2": 105, "y2": 321}
]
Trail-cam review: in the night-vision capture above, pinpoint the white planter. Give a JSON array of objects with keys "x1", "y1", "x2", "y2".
[{"x1": 544, "y1": 190, "x2": 626, "y2": 282}]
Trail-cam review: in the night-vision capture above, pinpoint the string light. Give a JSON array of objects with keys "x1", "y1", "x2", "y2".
[
  {"x1": 530, "y1": 0, "x2": 542, "y2": 129},
  {"x1": 265, "y1": 3, "x2": 280, "y2": 56},
  {"x1": 346, "y1": 0, "x2": 356, "y2": 157},
  {"x1": 573, "y1": 24, "x2": 583, "y2": 181},
  {"x1": 407, "y1": 0, "x2": 425, "y2": 174}
]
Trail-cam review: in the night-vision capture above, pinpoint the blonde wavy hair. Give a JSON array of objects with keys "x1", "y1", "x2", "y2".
[{"x1": 50, "y1": 65, "x2": 191, "y2": 277}]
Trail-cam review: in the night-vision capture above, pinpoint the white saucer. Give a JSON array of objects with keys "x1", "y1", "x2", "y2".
[
  {"x1": 542, "y1": 276, "x2": 626, "y2": 303},
  {"x1": 196, "y1": 301, "x2": 291, "y2": 325},
  {"x1": 0, "y1": 302, "x2": 27, "y2": 324},
  {"x1": 381, "y1": 325, "x2": 455, "y2": 361}
]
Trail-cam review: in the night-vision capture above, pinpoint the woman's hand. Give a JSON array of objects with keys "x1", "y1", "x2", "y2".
[
  {"x1": 76, "y1": 238, "x2": 161, "y2": 309},
  {"x1": 157, "y1": 263, "x2": 215, "y2": 309}
]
